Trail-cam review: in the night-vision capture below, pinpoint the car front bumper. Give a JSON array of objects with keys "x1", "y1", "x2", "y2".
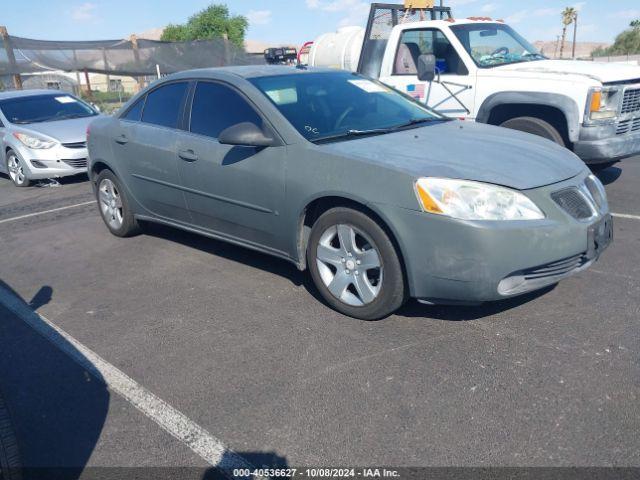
[
  {"x1": 9, "y1": 142, "x2": 89, "y2": 180},
  {"x1": 574, "y1": 121, "x2": 640, "y2": 164},
  {"x1": 376, "y1": 172, "x2": 611, "y2": 304}
]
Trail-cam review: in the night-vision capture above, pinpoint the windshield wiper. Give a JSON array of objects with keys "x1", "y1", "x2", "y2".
[
  {"x1": 388, "y1": 117, "x2": 448, "y2": 131},
  {"x1": 313, "y1": 128, "x2": 392, "y2": 143}
]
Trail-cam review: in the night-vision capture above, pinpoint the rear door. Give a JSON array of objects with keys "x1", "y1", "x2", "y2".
[
  {"x1": 113, "y1": 81, "x2": 191, "y2": 222},
  {"x1": 176, "y1": 80, "x2": 286, "y2": 251}
]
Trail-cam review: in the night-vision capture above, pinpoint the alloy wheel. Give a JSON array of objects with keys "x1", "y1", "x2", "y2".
[
  {"x1": 7, "y1": 154, "x2": 26, "y2": 186},
  {"x1": 316, "y1": 224, "x2": 383, "y2": 307},
  {"x1": 98, "y1": 178, "x2": 124, "y2": 230}
]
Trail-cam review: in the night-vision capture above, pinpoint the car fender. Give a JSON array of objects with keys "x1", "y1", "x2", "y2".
[{"x1": 475, "y1": 91, "x2": 581, "y2": 143}]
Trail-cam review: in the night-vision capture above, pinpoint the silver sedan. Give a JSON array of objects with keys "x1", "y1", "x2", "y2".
[{"x1": 0, "y1": 89, "x2": 99, "y2": 187}]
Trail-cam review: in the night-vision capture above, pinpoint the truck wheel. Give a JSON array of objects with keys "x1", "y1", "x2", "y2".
[
  {"x1": 500, "y1": 117, "x2": 565, "y2": 147},
  {"x1": 307, "y1": 207, "x2": 407, "y2": 320},
  {"x1": 0, "y1": 390, "x2": 21, "y2": 480}
]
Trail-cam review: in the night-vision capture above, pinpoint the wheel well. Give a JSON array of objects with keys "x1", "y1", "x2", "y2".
[
  {"x1": 91, "y1": 161, "x2": 112, "y2": 182},
  {"x1": 297, "y1": 197, "x2": 407, "y2": 281},
  {"x1": 487, "y1": 103, "x2": 571, "y2": 146}
]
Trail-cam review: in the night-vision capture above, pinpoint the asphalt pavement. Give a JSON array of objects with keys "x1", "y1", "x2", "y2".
[{"x1": 0, "y1": 160, "x2": 639, "y2": 474}]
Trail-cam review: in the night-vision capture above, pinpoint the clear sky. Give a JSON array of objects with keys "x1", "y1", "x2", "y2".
[{"x1": 3, "y1": 0, "x2": 640, "y2": 45}]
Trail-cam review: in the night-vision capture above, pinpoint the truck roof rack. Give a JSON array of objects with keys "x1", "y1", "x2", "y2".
[{"x1": 357, "y1": 3, "x2": 453, "y2": 77}]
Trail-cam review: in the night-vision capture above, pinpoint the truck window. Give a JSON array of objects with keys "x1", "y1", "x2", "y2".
[{"x1": 394, "y1": 29, "x2": 468, "y2": 76}]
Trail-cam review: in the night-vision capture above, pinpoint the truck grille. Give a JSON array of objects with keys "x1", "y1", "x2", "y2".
[
  {"x1": 551, "y1": 188, "x2": 593, "y2": 220},
  {"x1": 62, "y1": 141, "x2": 87, "y2": 149},
  {"x1": 621, "y1": 88, "x2": 640, "y2": 115},
  {"x1": 616, "y1": 117, "x2": 640, "y2": 135},
  {"x1": 62, "y1": 158, "x2": 88, "y2": 169}
]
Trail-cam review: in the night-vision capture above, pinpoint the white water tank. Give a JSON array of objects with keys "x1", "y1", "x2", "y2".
[{"x1": 309, "y1": 26, "x2": 365, "y2": 72}]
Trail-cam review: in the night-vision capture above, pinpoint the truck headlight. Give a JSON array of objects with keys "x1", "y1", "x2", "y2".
[
  {"x1": 13, "y1": 132, "x2": 57, "y2": 149},
  {"x1": 415, "y1": 178, "x2": 545, "y2": 221},
  {"x1": 587, "y1": 87, "x2": 621, "y2": 122}
]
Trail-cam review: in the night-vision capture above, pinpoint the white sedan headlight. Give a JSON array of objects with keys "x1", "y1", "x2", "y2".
[
  {"x1": 13, "y1": 132, "x2": 57, "y2": 149},
  {"x1": 415, "y1": 178, "x2": 545, "y2": 221}
]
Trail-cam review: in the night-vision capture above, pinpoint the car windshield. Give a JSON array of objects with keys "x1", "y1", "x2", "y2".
[
  {"x1": 0, "y1": 94, "x2": 97, "y2": 124},
  {"x1": 249, "y1": 71, "x2": 446, "y2": 142},
  {"x1": 450, "y1": 23, "x2": 546, "y2": 68}
]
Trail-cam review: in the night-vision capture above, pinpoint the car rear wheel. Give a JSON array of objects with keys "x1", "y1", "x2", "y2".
[
  {"x1": 500, "y1": 116, "x2": 565, "y2": 147},
  {"x1": 96, "y1": 170, "x2": 141, "y2": 237},
  {"x1": 5, "y1": 151, "x2": 31, "y2": 188},
  {"x1": 307, "y1": 207, "x2": 407, "y2": 320}
]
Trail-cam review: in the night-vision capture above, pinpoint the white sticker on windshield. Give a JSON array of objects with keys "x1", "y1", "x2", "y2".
[
  {"x1": 348, "y1": 79, "x2": 389, "y2": 93},
  {"x1": 55, "y1": 96, "x2": 77, "y2": 104}
]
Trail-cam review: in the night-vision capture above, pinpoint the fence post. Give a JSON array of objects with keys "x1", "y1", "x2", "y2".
[
  {"x1": 0, "y1": 26, "x2": 23, "y2": 90},
  {"x1": 130, "y1": 35, "x2": 146, "y2": 92},
  {"x1": 222, "y1": 33, "x2": 230, "y2": 66},
  {"x1": 102, "y1": 48, "x2": 111, "y2": 91},
  {"x1": 84, "y1": 68, "x2": 93, "y2": 100}
]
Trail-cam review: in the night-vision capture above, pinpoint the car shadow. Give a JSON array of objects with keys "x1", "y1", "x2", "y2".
[
  {"x1": 0, "y1": 280, "x2": 109, "y2": 479},
  {"x1": 397, "y1": 286, "x2": 555, "y2": 321},
  {"x1": 202, "y1": 451, "x2": 289, "y2": 479},
  {"x1": 142, "y1": 223, "x2": 554, "y2": 322},
  {"x1": 594, "y1": 166, "x2": 622, "y2": 185}
]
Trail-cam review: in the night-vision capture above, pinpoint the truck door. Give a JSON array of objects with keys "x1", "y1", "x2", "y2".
[{"x1": 381, "y1": 28, "x2": 476, "y2": 119}]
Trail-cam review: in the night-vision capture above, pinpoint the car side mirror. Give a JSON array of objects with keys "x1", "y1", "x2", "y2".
[
  {"x1": 218, "y1": 122, "x2": 275, "y2": 148},
  {"x1": 417, "y1": 54, "x2": 437, "y2": 82}
]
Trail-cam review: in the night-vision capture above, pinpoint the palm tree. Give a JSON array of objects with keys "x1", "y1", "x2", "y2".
[{"x1": 560, "y1": 7, "x2": 577, "y2": 59}]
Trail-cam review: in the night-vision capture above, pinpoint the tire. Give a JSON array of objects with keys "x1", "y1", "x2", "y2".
[
  {"x1": 500, "y1": 116, "x2": 565, "y2": 147},
  {"x1": 307, "y1": 207, "x2": 407, "y2": 320},
  {"x1": 95, "y1": 169, "x2": 141, "y2": 237},
  {"x1": 0, "y1": 391, "x2": 21, "y2": 480},
  {"x1": 5, "y1": 151, "x2": 31, "y2": 188}
]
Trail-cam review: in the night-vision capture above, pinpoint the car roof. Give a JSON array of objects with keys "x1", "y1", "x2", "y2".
[
  {"x1": 169, "y1": 65, "x2": 339, "y2": 81},
  {"x1": 0, "y1": 89, "x2": 69, "y2": 101}
]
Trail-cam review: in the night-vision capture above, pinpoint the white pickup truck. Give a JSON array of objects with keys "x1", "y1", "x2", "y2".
[{"x1": 308, "y1": 3, "x2": 640, "y2": 167}]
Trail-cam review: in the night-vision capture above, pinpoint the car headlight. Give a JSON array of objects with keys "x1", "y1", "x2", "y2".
[
  {"x1": 415, "y1": 177, "x2": 545, "y2": 221},
  {"x1": 13, "y1": 132, "x2": 57, "y2": 149},
  {"x1": 586, "y1": 87, "x2": 621, "y2": 122}
]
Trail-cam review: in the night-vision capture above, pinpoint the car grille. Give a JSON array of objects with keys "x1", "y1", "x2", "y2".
[
  {"x1": 551, "y1": 188, "x2": 594, "y2": 220},
  {"x1": 62, "y1": 158, "x2": 88, "y2": 169},
  {"x1": 616, "y1": 117, "x2": 640, "y2": 135},
  {"x1": 62, "y1": 141, "x2": 87, "y2": 149},
  {"x1": 521, "y1": 254, "x2": 588, "y2": 281},
  {"x1": 621, "y1": 88, "x2": 640, "y2": 115}
]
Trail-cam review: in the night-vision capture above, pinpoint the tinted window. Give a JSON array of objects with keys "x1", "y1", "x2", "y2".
[
  {"x1": 190, "y1": 82, "x2": 262, "y2": 139},
  {"x1": 122, "y1": 96, "x2": 145, "y2": 121},
  {"x1": 395, "y1": 29, "x2": 467, "y2": 76},
  {"x1": 141, "y1": 82, "x2": 188, "y2": 129},
  {"x1": 0, "y1": 94, "x2": 97, "y2": 124}
]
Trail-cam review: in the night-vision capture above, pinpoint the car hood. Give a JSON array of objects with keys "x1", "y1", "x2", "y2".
[
  {"x1": 321, "y1": 120, "x2": 586, "y2": 190},
  {"x1": 18, "y1": 116, "x2": 100, "y2": 144},
  {"x1": 494, "y1": 59, "x2": 640, "y2": 84}
]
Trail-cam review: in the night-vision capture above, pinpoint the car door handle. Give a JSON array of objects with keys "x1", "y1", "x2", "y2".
[
  {"x1": 114, "y1": 134, "x2": 129, "y2": 145},
  {"x1": 178, "y1": 149, "x2": 199, "y2": 162}
]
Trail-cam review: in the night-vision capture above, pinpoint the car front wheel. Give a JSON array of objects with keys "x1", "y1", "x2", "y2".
[
  {"x1": 6, "y1": 151, "x2": 31, "y2": 188},
  {"x1": 95, "y1": 170, "x2": 141, "y2": 237},
  {"x1": 307, "y1": 207, "x2": 407, "y2": 320}
]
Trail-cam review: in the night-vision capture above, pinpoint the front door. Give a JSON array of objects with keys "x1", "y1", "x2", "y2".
[
  {"x1": 114, "y1": 81, "x2": 191, "y2": 222},
  {"x1": 381, "y1": 28, "x2": 476, "y2": 118},
  {"x1": 176, "y1": 81, "x2": 286, "y2": 252}
]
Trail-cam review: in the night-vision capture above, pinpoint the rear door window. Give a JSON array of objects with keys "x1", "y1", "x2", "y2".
[
  {"x1": 141, "y1": 82, "x2": 188, "y2": 129},
  {"x1": 189, "y1": 82, "x2": 263, "y2": 139}
]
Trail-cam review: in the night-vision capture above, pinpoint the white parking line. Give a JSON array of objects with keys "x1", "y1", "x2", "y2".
[
  {"x1": 0, "y1": 201, "x2": 96, "y2": 225},
  {"x1": 612, "y1": 213, "x2": 640, "y2": 221},
  {"x1": 0, "y1": 285, "x2": 254, "y2": 472}
]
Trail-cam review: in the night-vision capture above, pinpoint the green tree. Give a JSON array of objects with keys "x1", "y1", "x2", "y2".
[
  {"x1": 593, "y1": 24, "x2": 640, "y2": 57},
  {"x1": 631, "y1": 20, "x2": 640, "y2": 30},
  {"x1": 160, "y1": 4, "x2": 248, "y2": 48},
  {"x1": 559, "y1": 7, "x2": 577, "y2": 59}
]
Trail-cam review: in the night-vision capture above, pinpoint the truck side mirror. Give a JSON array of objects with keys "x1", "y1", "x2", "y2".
[{"x1": 417, "y1": 54, "x2": 437, "y2": 82}]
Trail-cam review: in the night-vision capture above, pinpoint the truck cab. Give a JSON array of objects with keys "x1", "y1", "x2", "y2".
[{"x1": 310, "y1": 3, "x2": 640, "y2": 166}]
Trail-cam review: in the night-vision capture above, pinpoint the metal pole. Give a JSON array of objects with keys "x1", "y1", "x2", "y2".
[
  {"x1": 571, "y1": 13, "x2": 578, "y2": 60},
  {"x1": 84, "y1": 68, "x2": 93, "y2": 100},
  {"x1": 0, "y1": 26, "x2": 23, "y2": 90},
  {"x1": 72, "y1": 50, "x2": 82, "y2": 95}
]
